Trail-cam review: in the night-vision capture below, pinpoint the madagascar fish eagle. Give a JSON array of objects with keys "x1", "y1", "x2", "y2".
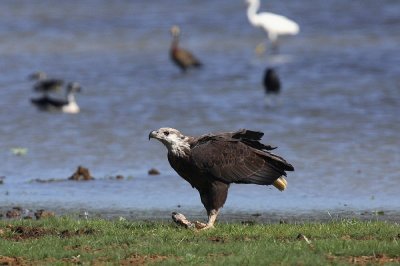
[{"x1": 149, "y1": 128, "x2": 294, "y2": 230}]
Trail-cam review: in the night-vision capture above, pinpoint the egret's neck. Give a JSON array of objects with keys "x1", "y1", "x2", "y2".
[{"x1": 247, "y1": 0, "x2": 260, "y2": 23}]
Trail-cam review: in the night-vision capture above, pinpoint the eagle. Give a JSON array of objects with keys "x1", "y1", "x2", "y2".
[{"x1": 149, "y1": 127, "x2": 294, "y2": 230}]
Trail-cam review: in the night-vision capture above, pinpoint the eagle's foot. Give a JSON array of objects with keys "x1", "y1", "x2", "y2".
[
  {"x1": 194, "y1": 221, "x2": 214, "y2": 230},
  {"x1": 194, "y1": 221, "x2": 207, "y2": 229}
]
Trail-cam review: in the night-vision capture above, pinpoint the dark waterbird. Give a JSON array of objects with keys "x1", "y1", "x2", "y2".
[
  {"x1": 263, "y1": 67, "x2": 281, "y2": 94},
  {"x1": 29, "y1": 71, "x2": 64, "y2": 95},
  {"x1": 31, "y1": 82, "x2": 82, "y2": 114},
  {"x1": 149, "y1": 128, "x2": 294, "y2": 230},
  {"x1": 170, "y1": 25, "x2": 202, "y2": 72}
]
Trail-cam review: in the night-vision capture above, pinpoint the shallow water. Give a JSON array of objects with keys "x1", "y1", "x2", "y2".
[{"x1": 0, "y1": 0, "x2": 399, "y2": 216}]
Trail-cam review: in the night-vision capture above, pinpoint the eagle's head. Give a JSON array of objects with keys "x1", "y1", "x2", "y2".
[{"x1": 149, "y1": 127, "x2": 190, "y2": 157}]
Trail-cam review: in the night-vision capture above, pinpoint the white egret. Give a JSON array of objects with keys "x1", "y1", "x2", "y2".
[{"x1": 246, "y1": 0, "x2": 299, "y2": 50}]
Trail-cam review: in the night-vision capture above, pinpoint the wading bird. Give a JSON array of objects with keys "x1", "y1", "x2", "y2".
[
  {"x1": 264, "y1": 68, "x2": 281, "y2": 94},
  {"x1": 263, "y1": 68, "x2": 281, "y2": 106},
  {"x1": 29, "y1": 71, "x2": 64, "y2": 95},
  {"x1": 149, "y1": 128, "x2": 294, "y2": 230},
  {"x1": 246, "y1": 0, "x2": 299, "y2": 50},
  {"x1": 31, "y1": 82, "x2": 82, "y2": 114},
  {"x1": 170, "y1": 25, "x2": 202, "y2": 72}
]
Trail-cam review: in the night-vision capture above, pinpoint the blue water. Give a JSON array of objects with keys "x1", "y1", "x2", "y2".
[{"x1": 0, "y1": 0, "x2": 399, "y2": 217}]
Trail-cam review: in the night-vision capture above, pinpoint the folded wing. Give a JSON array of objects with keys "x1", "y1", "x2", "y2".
[{"x1": 191, "y1": 134, "x2": 293, "y2": 185}]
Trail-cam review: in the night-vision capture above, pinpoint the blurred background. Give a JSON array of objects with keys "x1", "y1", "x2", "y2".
[{"x1": 0, "y1": 0, "x2": 399, "y2": 218}]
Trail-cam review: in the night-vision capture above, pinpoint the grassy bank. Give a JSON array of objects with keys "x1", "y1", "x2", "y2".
[{"x1": 0, "y1": 217, "x2": 399, "y2": 265}]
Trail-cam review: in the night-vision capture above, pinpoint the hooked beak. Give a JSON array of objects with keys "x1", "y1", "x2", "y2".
[{"x1": 149, "y1": 130, "x2": 157, "y2": 140}]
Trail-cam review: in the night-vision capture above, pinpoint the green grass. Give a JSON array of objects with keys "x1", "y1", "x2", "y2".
[{"x1": 0, "y1": 217, "x2": 399, "y2": 265}]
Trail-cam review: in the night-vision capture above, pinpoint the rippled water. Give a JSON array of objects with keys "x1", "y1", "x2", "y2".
[{"x1": 0, "y1": 0, "x2": 399, "y2": 217}]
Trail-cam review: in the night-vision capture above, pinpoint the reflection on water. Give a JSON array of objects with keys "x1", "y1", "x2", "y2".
[{"x1": 0, "y1": 0, "x2": 399, "y2": 215}]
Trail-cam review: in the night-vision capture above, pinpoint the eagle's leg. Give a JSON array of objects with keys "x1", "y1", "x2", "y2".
[
  {"x1": 195, "y1": 181, "x2": 228, "y2": 230},
  {"x1": 195, "y1": 209, "x2": 220, "y2": 230}
]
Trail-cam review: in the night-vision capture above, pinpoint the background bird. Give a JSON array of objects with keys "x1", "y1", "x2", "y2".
[
  {"x1": 149, "y1": 127, "x2": 294, "y2": 230},
  {"x1": 170, "y1": 25, "x2": 202, "y2": 72},
  {"x1": 31, "y1": 82, "x2": 82, "y2": 114},
  {"x1": 264, "y1": 67, "x2": 281, "y2": 94},
  {"x1": 263, "y1": 67, "x2": 281, "y2": 106},
  {"x1": 29, "y1": 71, "x2": 64, "y2": 95},
  {"x1": 246, "y1": 0, "x2": 299, "y2": 51}
]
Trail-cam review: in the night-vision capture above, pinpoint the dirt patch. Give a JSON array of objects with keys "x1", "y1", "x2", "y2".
[
  {"x1": 327, "y1": 254, "x2": 400, "y2": 265},
  {"x1": 3, "y1": 225, "x2": 96, "y2": 241},
  {"x1": 59, "y1": 228, "x2": 96, "y2": 238},
  {"x1": 64, "y1": 244, "x2": 102, "y2": 254},
  {"x1": 340, "y1": 234, "x2": 377, "y2": 241},
  {"x1": 233, "y1": 235, "x2": 260, "y2": 242},
  {"x1": 0, "y1": 256, "x2": 28, "y2": 266},
  {"x1": 208, "y1": 236, "x2": 226, "y2": 243},
  {"x1": 120, "y1": 254, "x2": 170, "y2": 265},
  {"x1": 207, "y1": 252, "x2": 232, "y2": 257},
  {"x1": 9, "y1": 226, "x2": 55, "y2": 241}
]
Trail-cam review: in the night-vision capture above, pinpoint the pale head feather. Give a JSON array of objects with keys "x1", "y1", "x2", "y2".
[{"x1": 149, "y1": 127, "x2": 190, "y2": 157}]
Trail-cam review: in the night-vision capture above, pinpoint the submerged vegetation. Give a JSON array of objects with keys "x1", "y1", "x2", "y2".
[{"x1": 0, "y1": 217, "x2": 399, "y2": 265}]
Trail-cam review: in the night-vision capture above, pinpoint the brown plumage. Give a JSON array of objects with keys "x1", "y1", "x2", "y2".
[
  {"x1": 149, "y1": 127, "x2": 294, "y2": 229},
  {"x1": 170, "y1": 25, "x2": 202, "y2": 72}
]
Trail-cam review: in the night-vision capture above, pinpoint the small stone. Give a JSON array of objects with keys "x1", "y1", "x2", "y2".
[
  {"x1": 6, "y1": 209, "x2": 21, "y2": 218},
  {"x1": 241, "y1": 220, "x2": 256, "y2": 226},
  {"x1": 69, "y1": 166, "x2": 93, "y2": 181},
  {"x1": 148, "y1": 168, "x2": 160, "y2": 175},
  {"x1": 34, "y1": 209, "x2": 55, "y2": 220}
]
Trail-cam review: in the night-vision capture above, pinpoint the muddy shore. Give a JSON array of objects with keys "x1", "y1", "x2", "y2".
[{"x1": 1, "y1": 205, "x2": 399, "y2": 223}]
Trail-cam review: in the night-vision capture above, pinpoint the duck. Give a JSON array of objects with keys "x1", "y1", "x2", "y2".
[
  {"x1": 31, "y1": 82, "x2": 81, "y2": 114},
  {"x1": 29, "y1": 71, "x2": 64, "y2": 95},
  {"x1": 170, "y1": 25, "x2": 202, "y2": 72}
]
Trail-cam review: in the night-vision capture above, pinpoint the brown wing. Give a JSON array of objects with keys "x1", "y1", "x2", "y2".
[{"x1": 190, "y1": 139, "x2": 293, "y2": 185}]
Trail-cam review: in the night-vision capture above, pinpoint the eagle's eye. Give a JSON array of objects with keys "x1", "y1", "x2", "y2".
[{"x1": 164, "y1": 131, "x2": 169, "y2": 136}]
